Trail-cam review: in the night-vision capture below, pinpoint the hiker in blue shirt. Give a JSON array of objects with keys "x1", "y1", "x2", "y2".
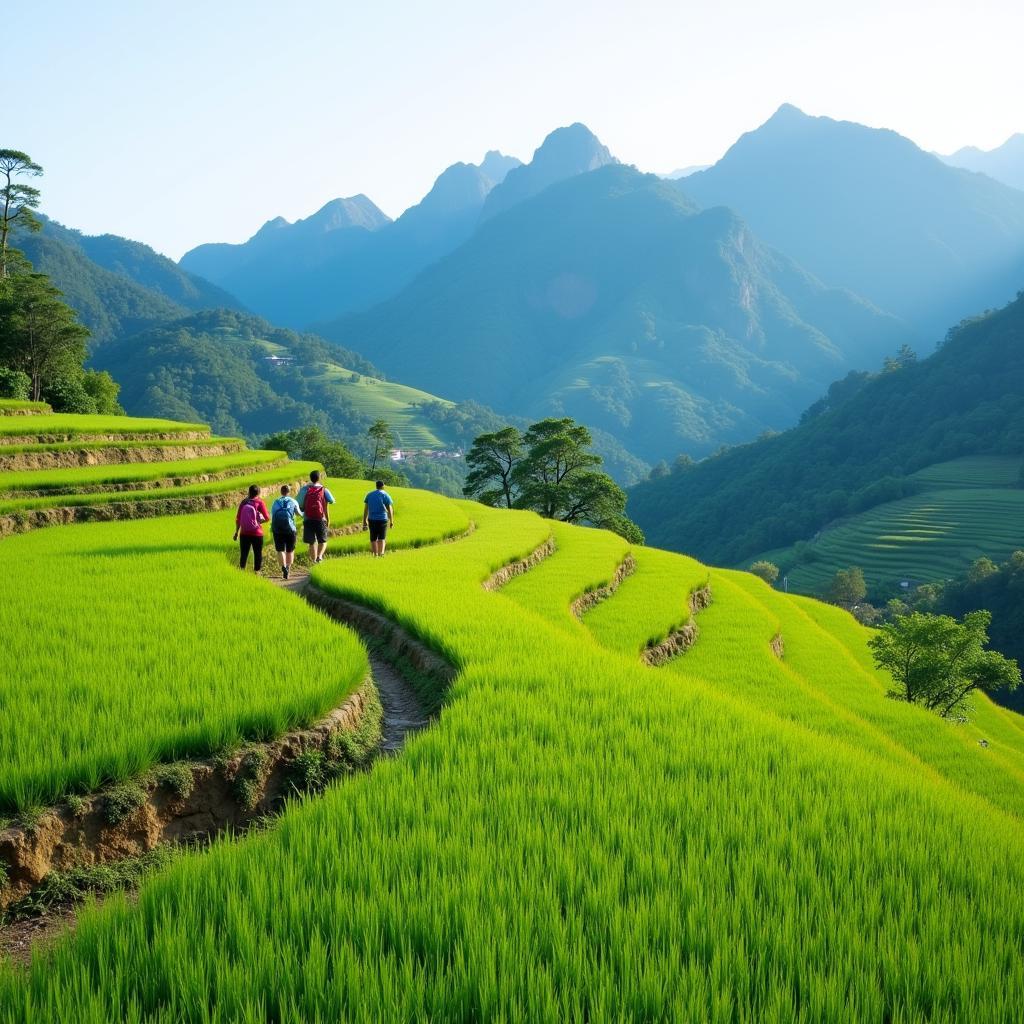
[
  {"x1": 362, "y1": 479, "x2": 395, "y2": 557},
  {"x1": 269, "y1": 483, "x2": 302, "y2": 580}
]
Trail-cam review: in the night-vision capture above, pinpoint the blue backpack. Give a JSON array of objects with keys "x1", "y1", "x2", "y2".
[{"x1": 272, "y1": 498, "x2": 296, "y2": 534}]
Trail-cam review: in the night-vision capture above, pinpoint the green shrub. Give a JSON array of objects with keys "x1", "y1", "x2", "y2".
[{"x1": 101, "y1": 784, "x2": 147, "y2": 826}]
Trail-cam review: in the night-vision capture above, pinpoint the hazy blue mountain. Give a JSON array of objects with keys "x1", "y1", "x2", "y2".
[
  {"x1": 941, "y1": 133, "x2": 1024, "y2": 191},
  {"x1": 479, "y1": 150, "x2": 522, "y2": 184},
  {"x1": 660, "y1": 165, "x2": 710, "y2": 179},
  {"x1": 680, "y1": 104, "x2": 1024, "y2": 336},
  {"x1": 480, "y1": 123, "x2": 616, "y2": 220},
  {"x1": 179, "y1": 152, "x2": 524, "y2": 327},
  {"x1": 628, "y1": 290, "x2": 1024, "y2": 565},
  {"x1": 179, "y1": 194, "x2": 390, "y2": 290},
  {"x1": 324, "y1": 164, "x2": 912, "y2": 463}
]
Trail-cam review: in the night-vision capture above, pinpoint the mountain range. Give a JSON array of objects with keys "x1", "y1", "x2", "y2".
[
  {"x1": 679, "y1": 105, "x2": 1024, "y2": 337},
  {"x1": 322, "y1": 159, "x2": 912, "y2": 461},
  {"x1": 179, "y1": 149, "x2": 525, "y2": 326},
  {"x1": 941, "y1": 133, "x2": 1024, "y2": 191}
]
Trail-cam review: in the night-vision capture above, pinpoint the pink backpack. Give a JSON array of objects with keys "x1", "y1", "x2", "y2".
[{"x1": 238, "y1": 499, "x2": 261, "y2": 534}]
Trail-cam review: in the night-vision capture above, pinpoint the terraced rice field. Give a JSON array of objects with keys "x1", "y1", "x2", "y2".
[
  {"x1": 754, "y1": 456, "x2": 1024, "y2": 594},
  {"x1": 2, "y1": 413, "x2": 1024, "y2": 1021},
  {"x1": 313, "y1": 363, "x2": 451, "y2": 448},
  {"x1": 260, "y1": 339, "x2": 455, "y2": 449}
]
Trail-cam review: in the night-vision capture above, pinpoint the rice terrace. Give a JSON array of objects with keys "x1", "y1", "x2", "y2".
[
  {"x1": 6, "y1": 4, "x2": 1024, "y2": 1019},
  {"x1": 0, "y1": 395, "x2": 1021, "y2": 1022}
]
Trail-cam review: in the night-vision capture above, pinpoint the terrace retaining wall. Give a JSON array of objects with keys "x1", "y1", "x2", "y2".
[
  {"x1": 642, "y1": 583, "x2": 713, "y2": 666},
  {"x1": 0, "y1": 680, "x2": 379, "y2": 911}
]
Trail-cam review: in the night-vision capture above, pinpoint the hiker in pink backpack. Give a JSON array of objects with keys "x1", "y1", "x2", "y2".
[
  {"x1": 295, "y1": 470, "x2": 335, "y2": 565},
  {"x1": 233, "y1": 484, "x2": 270, "y2": 572}
]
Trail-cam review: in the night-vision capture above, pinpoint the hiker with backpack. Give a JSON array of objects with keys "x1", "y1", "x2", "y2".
[
  {"x1": 233, "y1": 484, "x2": 270, "y2": 572},
  {"x1": 362, "y1": 479, "x2": 395, "y2": 557},
  {"x1": 296, "y1": 470, "x2": 335, "y2": 564},
  {"x1": 270, "y1": 483, "x2": 302, "y2": 579}
]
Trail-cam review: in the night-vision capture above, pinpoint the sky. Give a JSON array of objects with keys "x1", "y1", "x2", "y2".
[{"x1": 8, "y1": 0, "x2": 1024, "y2": 260}]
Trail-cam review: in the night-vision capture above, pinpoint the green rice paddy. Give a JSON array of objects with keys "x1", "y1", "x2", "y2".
[
  {"x1": 1, "y1": 418, "x2": 1023, "y2": 1021},
  {"x1": 0, "y1": 449, "x2": 287, "y2": 495},
  {"x1": 754, "y1": 456, "x2": 1024, "y2": 593}
]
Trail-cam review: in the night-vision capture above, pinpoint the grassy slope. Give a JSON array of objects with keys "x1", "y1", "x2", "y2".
[
  {"x1": 0, "y1": 449, "x2": 287, "y2": 493},
  {"x1": 0, "y1": 416, "x2": 208, "y2": 438},
  {"x1": 2, "y1": 417, "x2": 1024, "y2": 1019},
  {"x1": 752, "y1": 456, "x2": 1024, "y2": 593}
]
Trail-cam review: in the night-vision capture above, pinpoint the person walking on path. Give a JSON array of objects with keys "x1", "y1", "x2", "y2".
[
  {"x1": 363, "y1": 479, "x2": 395, "y2": 557},
  {"x1": 270, "y1": 483, "x2": 302, "y2": 579},
  {"x1": 234, "y1": 484, "x2": 269, "y2": 572},
  {"x1": 296, "y1": 470, "x2": 335, "y2": 564}
]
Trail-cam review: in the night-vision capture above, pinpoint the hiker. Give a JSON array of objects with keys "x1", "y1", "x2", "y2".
[
  {"x1": 296, "y1": 470, "x2": 335, "y2": 564},
  {"x1": 233, "y1": 484, "x2": 269, "y2": 572},
  {"x1": 270, "y1": 483, "x2": 302, "y2": 579},
  {"x1": 362, "y1": 479, "x2": 395, "y2": 557}
]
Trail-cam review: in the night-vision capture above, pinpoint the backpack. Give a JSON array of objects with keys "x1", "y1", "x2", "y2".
[
  {"x1": 304, "y1": 484, "x2": 327, "y2": 520},
  {"x1": 238, "y1": 499, "x2": 261, "y2": 535},
  {"x1": 272, "y1": 498, "x2": 296, "y2": 534}
]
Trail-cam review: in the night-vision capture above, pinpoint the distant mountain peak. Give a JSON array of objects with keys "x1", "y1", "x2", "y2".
[
  {"x1": 481, "y1": 122, "x2": 616, "y2": 220},
  {"x1": 478, "y1": 150, "x2": 521, "y2": 186},
  {"x1": 303, "y1": 195, "x2": 391, "y2": 233}
]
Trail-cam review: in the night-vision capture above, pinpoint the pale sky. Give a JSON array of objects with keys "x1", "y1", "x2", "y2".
[{"x1": 9, "y1": 0, "x2": 1024, "y2": 260}]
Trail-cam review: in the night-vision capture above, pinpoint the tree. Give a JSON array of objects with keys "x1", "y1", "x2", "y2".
[
  {"x1": 649, "y1": 460, "x2": 670, "y2": 480},
  {"x1": 513, "y1": 418, "x2": 601, "y2": 519},
  {"x1": 463, "y1": 416, "x2": 643, "y2": 542},
  {"x1": 0, "y1": 272, "x2": 90, "y2": 401},
  {"x1": 749, "y1": 560, "x2": 780, "y2": 586},
  {"x1": 463, "y1": 426, "x2": 523, "y2": 509},
  {"x1": 967, "y1": 557, "x2": 999, "y2": 585},
  {"x1": 826, "y1": 567, "x2": 867, "y2": 608},
  {"x1": 0, "y1": 150, "x2": 43, "y2": 279},
  {"x1": 0, "y1": 366, "x2": 30, "y2": 399},
  {"x1": 264, "y1": 426, "x2": 364, "y2": 479},
  {"x1": 367, "y1": 419, "x2": 394, "y2": 473},
  {"x1": 869, "y1": 610, "x2": 1020, "y2": 719}
]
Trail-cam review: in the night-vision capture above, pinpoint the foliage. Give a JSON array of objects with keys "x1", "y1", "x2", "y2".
[
  {"x1": 366, "y1": 419, "x2": 394, "y2": 474},
  {"x1": 0, "y1": 271, "x2": 91, "y2": 404},
  {"x1": 464, "y1": 426, "x2": 523, "y2": 508},
  {"x1": 826, "y1": 567, "x2": 867, "y2": 607},
  {"x1": 464, "y1": 417, "x2": 642, "y2": 541},
  {"x1": 100, "y1": 783, "x2": 148, "y2": 825},
  {"x1": 869, "y1": 611, "x2": 1021, "y2": 718},
  {"x1": 748, "y1": 560, "x2": 779, "y2": 585},
  {"x1": 262, "y1": 426, "x2": 363, "y2": 479},
  {"x1": 0, "y1": 150, "x2": 43, "y2": 278},
  {"x1": 632, "y1": 291, "x2": 1024, "y2": 564},
  {"x1": 0, "y1": 367, "x2": 29, "y2": 400}
]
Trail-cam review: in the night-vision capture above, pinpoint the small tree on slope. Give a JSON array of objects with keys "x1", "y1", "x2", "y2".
[{"x1": 868, "y1": 610, "x2": 1020, "y2": 719}]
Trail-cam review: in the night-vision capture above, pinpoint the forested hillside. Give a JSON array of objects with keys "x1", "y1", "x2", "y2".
[
  {"x1": 629, "y1": 290, "x2": 1024, "y2": 564},
  {"x1": 326, "y1": 163, "x2": 911, "y2": 462}
]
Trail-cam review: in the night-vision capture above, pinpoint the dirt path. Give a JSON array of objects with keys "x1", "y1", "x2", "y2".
[{"x1": 274, "y1": 571, "x2": 430, "y2": 754}]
